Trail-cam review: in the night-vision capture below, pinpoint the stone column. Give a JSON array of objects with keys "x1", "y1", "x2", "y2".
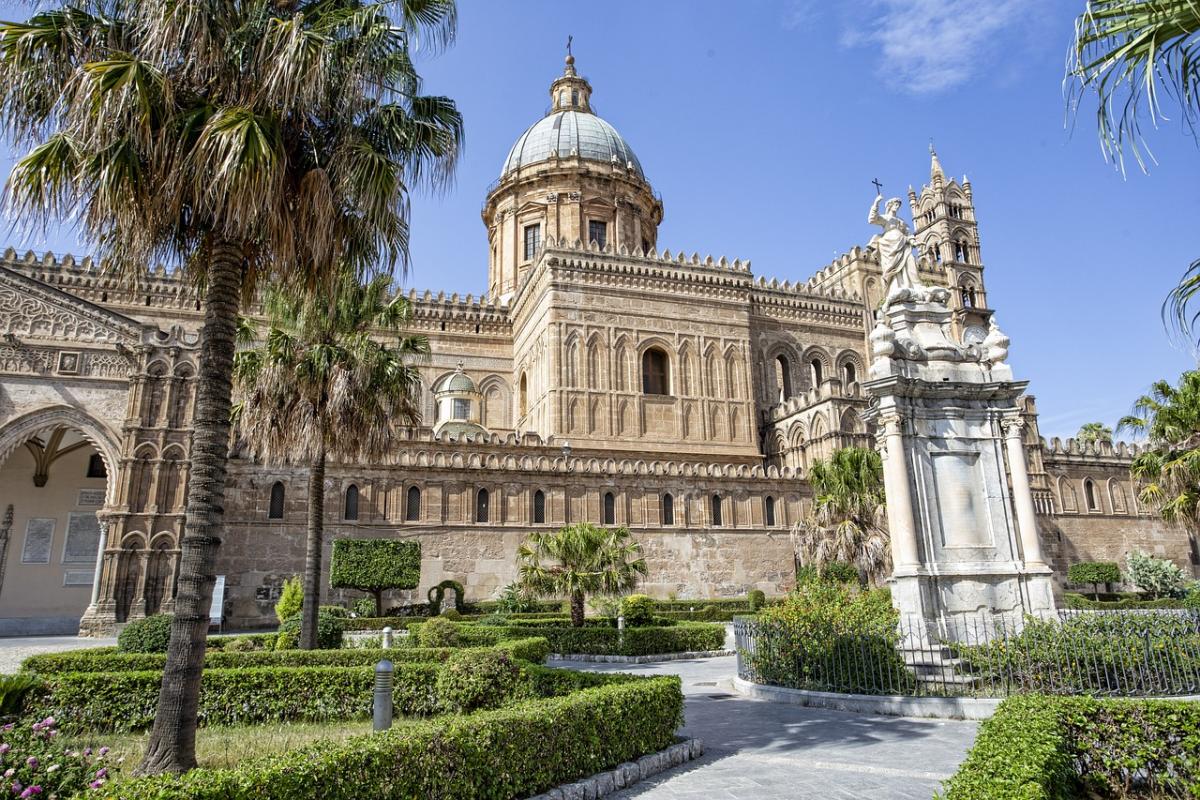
[
  {"x1": 1002, "y1": 416, "x2": 1048, "y2": 569},
  {"x1": 878, "y1": 412, "x2": 920, "y2": 571},
  {"x1": 87, "y1": 518, "x2": 110, "y2": 608}
]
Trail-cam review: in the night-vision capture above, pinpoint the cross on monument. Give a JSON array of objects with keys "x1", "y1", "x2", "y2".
[
  {"x1": 871, "y1": 177, "x2": 883, "y2": 194},
  {"x1": 566, "y1": 35, "x2": 573, "y2": 57}
]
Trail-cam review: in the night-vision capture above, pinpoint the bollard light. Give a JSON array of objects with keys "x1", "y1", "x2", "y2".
[
  {"x1": 373, "y1": 659, "x2": 394, "y2": 731},
  {"x1": 617, "y1": 614, "x2": 625, "y2": 632},
  {"x1": 381, "y1": 626, "x2": 393, "y2": 650}
]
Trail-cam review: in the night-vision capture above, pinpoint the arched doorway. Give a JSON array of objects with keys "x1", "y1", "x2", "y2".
[{"x1": 0, "y1": 409, "x2": 120, "y2": 635}]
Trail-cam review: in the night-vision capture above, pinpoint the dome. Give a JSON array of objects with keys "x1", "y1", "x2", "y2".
[
  {"x1": 433, "y1": 366, "x2": 477, "y2": 394},
  {"x1": 501, "y1": 110, "x2": 644, "y2": 180}
]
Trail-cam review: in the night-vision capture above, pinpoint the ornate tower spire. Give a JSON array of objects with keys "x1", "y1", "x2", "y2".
[
  {"x1": 929, "y1": 141, "x2": 945, "y2": 188},
  {"x1": 549, "y1": 43, "x2": 592, "y2": 114}
]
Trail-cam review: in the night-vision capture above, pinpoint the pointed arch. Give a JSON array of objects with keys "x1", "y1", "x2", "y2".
[
  {"x1": 703, "y1": 346, "x2": 721, "y2": 396},
  {"x1": 564, "y1": 333, "x2": 581, "y2": 387},
  {"x1": 1058, "y1": 476, "x2": 1078, "y2": 513},
  {"x1": 612, "y1": 336, "x2": 631, "y2": 392},
  {"x1": 678, "y1": 341, "x2": 695, "y2": 396},
  {"x1": 586, "y1": 333, "x2": 607, "y2": 390},
  {"x1": 1108, "y1": 478, "x2": 1128, "y2": 514}
]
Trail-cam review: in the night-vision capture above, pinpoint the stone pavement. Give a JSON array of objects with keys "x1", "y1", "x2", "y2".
[
  {"x1": 557, "y1": 655, "x2": 977, "y2": 800},
  {"x1": 0, "y1": 635, "x2": 118, "y2": 673}
]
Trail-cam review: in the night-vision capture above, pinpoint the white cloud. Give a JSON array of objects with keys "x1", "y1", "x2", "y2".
[{"x1": 841, "y1": 0, "x2": 1040, "y2": 94}]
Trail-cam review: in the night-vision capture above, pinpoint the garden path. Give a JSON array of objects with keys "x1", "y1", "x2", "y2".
[
  {"x1": 0, "y1": 634, "x2": 118, "y2": 673},
  {"x1": 556, "y1": 655, "x2": 978, "y2": 800}
]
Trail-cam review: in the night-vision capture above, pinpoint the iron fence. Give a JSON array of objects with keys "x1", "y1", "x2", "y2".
[{"x1": 734, "y1": 609, "x2": 1200, "y2": 698}]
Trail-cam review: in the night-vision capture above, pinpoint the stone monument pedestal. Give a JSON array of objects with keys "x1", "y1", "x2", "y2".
[{"x1": 864, "y1": 296, "x2": 1055, "y2": 634}]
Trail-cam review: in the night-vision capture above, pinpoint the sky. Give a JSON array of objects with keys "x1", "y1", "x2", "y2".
[{"x1": 1, "y1": 0, "x2": 1198, "y2": 439}]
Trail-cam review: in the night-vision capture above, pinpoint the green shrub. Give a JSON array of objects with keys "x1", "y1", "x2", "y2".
[
  {"x1": 416, "y1": 616, "x2": 459, "y2": 648},
  {"x1": 1186, "y1": 582, "x2": 1200, "y2": 610},
  {"x1": 439, "y1": 608, "x2": 462, "y2": 621},
  {"x1": 0, "y1": 673, "x2": 42, "y2": 717},
  {"x1": 117, "y1": 614, "x2": 175, "y2": 653},
  {"x1": 1066, "y1": 561, "x2": 1120, "y2": 588},
  {"x1": 1126, "y1": 550, "x2": 1188, "y2": 598},
  {"x1": 748, "y1": 589, "x2": 766, "y2": 612},
  {"x1": 435, "y1": 649, "x2": 523, "y2": 713},
  {"x1": 275, "y1": 630, "x2": 298, "y2": 651},
  {"x1": 820, "y1": 562, "x2": 860, "y2": 584},
  {"x1": 223, "y1": 637, "x2": 259, "y2": 653},
  {"x1": 329, "y1": 539, "x2": 421, "y2": 617},
  {"x1": 621, "y1": 594, "x2": 656, "y2": 625},
  {"x1": 427, "y1": 579, "x2": 466, "y2": 614},
  {"x1": 319, "y1": 604, "x2": 350, "y2": 618},
  {"x1": 352, "y1": 597, "x2": 377, "y2": 617},
  {"x1": 278, "y1": 610, "x2": 345, "y2": 650},
  {"x1": 1061, "y1": 591, "x2": 1186, "y2": 610},
  {"x1": 0, "y1": 716, "x2": 118, "y2": 796},
  {"x1": 275, "y1": 577, "x2": 303, "y2": 623},
  {"x1": 942, "y1": 695, "x2": 1200, "y2": 799},
  {"x1": 498, "y1": 622, "x2": 724, "y2": 656},
  {"x1": 743, "y1": 579, "x2": 910, "y2": 694},
  {"x1": 90, "y1": 674, "x2": 684, "y2": 800}
]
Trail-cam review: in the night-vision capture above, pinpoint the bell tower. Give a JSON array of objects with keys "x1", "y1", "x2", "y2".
[{"x1": 907, "y1": 146, "x2": 989, "y2": 332}]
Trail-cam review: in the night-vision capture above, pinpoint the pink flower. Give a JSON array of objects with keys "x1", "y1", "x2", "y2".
[
  {"x1": 88, "y1": 781, "x2": 103, "y2": 790},
  {"x1": 96, "y1": 748, "x2": 108, "y2": 757},
  {"x1": 23, "y1": 759, "x2": 35, "y2": 770},
  {"x1": 81, "y1": 748, "x2": 91, "y2": 758},
  {"x1": 2, "y1": 770, "x2": 11, "y2": 779},
  {"x1": 19, "y1": 787, "x2": 41, "y2": 799},
  {"x1": 39, "y1": 719, "x2": 52, "y2": 728},
  {"x1": 0, "y1": 744, "x2": 9, "y2": 755},
  {"x1": 93, "y1": 768, "x2": 106, "y2": 780}
]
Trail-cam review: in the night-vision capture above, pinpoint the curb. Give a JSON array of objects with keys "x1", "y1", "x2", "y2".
[
  {"x1": 732, "y1": 676, "x2": 1001, "y2": 720},
  {"x1": 528, "y1": 738, "x2": 703, "y2": 800},
  {"x1": 549, "y1": 650, "x2": 734, "y2": 664}
]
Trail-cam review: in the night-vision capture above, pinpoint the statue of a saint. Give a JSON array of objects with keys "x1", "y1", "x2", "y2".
[{"x1": 868, "y1": 194, "x2": 925, "y2": 304}]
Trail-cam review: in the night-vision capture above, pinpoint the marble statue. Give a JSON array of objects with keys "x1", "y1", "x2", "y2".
[{"x1": 868, "y1": 193, "x2": 947, "y2": 307}]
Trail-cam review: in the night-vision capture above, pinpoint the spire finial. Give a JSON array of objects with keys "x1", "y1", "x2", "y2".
[{"x1": 929, "y1": 139, "x2": 944, "y2": 181}]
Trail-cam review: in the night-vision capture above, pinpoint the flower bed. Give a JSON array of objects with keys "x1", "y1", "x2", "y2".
[
  {"x1": 90, "y1": 671, "x2": 683, "y2": 800},
  {"x1": 21, "y1": 638, "x2": 550, "y2": 675},
  {"x1": 942, "y1": 694, "x2": 1200, "y2": 799}
]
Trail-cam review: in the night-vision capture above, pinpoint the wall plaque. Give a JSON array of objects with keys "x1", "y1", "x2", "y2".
[
  {"x1": 63, "y1": 512, "x2": 101, "y2": 564},
  {"x1": 21, "y1": 519, "x2": 54, "y2": 564}
]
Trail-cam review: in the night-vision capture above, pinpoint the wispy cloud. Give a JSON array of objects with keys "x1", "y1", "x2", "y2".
[{"x1": 838, "y1": 0, "x2": 1041, "y2": 94}]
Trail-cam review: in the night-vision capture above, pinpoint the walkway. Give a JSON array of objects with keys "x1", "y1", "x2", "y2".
[
  {"x1": 556, "y1": 655, "x2": 978, "y2": 800},
  {"x1": 0, "y1": 635, "x2": 117, "y2": 673}
]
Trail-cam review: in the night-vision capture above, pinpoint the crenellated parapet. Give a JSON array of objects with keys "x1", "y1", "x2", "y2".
[
  {"x1": 1, "y1": 248, "x2": 201, "y2": 312},
  {"x1": 1041, "y1": 436, "x2": 1147, "y2": 461}
]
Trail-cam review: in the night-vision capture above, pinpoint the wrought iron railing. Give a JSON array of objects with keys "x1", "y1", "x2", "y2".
[{"x1": 734, "y1": 609, "x2": 1200, "y2": 698}]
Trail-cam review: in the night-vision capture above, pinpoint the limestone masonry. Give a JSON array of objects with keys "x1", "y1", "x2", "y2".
[{"x1": 0, "y1": 56, "x2": 1191, "y2": 635}]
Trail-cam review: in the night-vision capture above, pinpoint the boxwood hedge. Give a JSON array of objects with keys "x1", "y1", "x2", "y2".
[
  {"x1": 942, "y1": 694, "x2": 1200, "y2": 799},
  {"x1": 21, "y1": 638, "x2": 551, "y2": 675},
  {"x1": 92, "y1": 673, "x2": 683, "y2": 800},
  {"x1": 494, "y1": 622, "x2": 725, "y2": 656}
]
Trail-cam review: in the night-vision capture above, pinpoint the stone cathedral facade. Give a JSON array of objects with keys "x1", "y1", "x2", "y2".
[{"x1": 0, "y1": 57, "x2": 1192, "y2": 634}]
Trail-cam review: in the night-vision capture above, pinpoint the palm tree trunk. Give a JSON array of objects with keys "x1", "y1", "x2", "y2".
[
  {"x1": 138, "y1": 242, "x2": 243, "y2": 775},
  {"x1": 570, "y1": 590, "x2": 585, "y2": 627},
  {"x1": 300, "y1": 445, "x2": 326, "y2": 650}
]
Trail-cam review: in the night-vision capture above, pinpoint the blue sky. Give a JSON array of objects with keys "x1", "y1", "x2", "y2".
[{"x1": 2, "y1": 0, "x2": 1198, "y2": 439}]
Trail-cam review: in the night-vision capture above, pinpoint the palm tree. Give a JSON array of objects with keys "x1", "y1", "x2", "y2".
[
  {"x1": 1119, "y1": 370, "x2": 1200, "y2": 525},
  {"x1": 518, "y1": 523, "x2": 648, "y2": 627},
  {"x1": 0, "y1": 1, "x2": 461, "y2": 774},
  {"x1": 793, "y1": 447, "x2": 890, "y2": 584},
  {"x1": 233, "y1": 273, "x2": 428, "y2": 650},
  {"x1": 1077, "y1": 422, "x2": 1114, "y2": 443}
]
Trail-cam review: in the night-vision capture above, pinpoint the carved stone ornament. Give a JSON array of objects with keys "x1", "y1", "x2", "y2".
[
  {"x1": 982, "y1": 316, "x2": 1010, "y2": 366},
  {"x1": 1000, "y1": 416, "x2": 1025, "y2": 437}
]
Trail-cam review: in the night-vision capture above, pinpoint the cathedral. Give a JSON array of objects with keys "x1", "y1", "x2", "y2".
[{"x1": 0, "y1": 56, "x2": 1190, "y2": 635}]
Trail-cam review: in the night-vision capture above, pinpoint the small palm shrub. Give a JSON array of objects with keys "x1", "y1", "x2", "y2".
[
  {"x1": 435, "y1": 649, "x2": 523, "y2": 713},
  {"x1": 0, "y1": 674, "x2": 42, "y2": 718},
  {"x1": 621, "y1": 594, "x2": 656, "y2": 625},
  {"x1": 278, "y1": 611, "x2": 344, "y2": 650},
  {"x1": 275, "y1": 577, "x2": 303, "y2": 624},
  {"x1": 417, "y1": 617, "x2": 459, "y2": 648},
  {"x1": 117, "y1": 614, "x2": 174, "y2": 653}
]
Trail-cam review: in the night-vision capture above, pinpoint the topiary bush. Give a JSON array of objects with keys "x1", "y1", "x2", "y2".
[
  {"x1": 117, "y1": 614, "x2": 175, "y2": 653},
  {"x1": 435, "y1": 649, "x2": 523, "y2": 713},
  {"x1": 439, "y1": 608, "x2": 462, "y2": 621},
  {"x1": 1066, "y1": 561, "x2": 1121, "y2": 599},
  {"x1": 620, "y1": 594, "x2": 655, "y2": 625},
  {"x1": 278, "y1": 611, "x2": 344, "y2": 650},
  {"x1": 275, "y1": 577, "x2": 303, "y2": 623},
  {"x1": 330, "y1": 539, "x2": 421, "y2": 617},
  {"x1": 748, "y1": 589, "x2": 766, "y2": 612},
  {"x1": 427, "y1": 579, "x2": 466, "y2": 615},
  {"x1": 416, "y1": 616, "x2": 459, "y2": 648}
]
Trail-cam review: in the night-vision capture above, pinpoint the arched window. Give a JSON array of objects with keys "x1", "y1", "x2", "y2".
[
  {"x1": 710, "y1": 494, "x2": 723, "y2": 527},
  {"x1": 268, "y1": 482, "x2": 285, "y2": 519},
  {"x1": 642, "y1": 348, "x2": 670, "y2": 395},
  {"x1": 406, "y1": 486, "x2": 421, "y2": 522},
  {"x1": 603, "y1": 492, "x2": 615, "y2": 525},
  {"x1": 765, "y1": 496, "x2": 776, "y2": 527},
  {"x1": 344, "y1": 484, "x2": 360, "y2": 520},
  {"x1": 1084, "y1": 479, "x2": 1099, "y2": 512},
  {"x1": 662, "y1": 493, "x2": 674, "y2": 526},
  {"x1": 775, "y1": 355, "x2": 792, "y2": 401},
  {"x1": 533, "y1": 490, "x2": 546, "y2": 524},
  {"x1": 476, "y1": 488, "x2": 490, "y2": 523},
  {"x1": 960, "y1": 285, "x2": 974, "y2": 307},
  {"x1": 519, "y1": 373, "x2": 528, "y2": 418},
  {"x1": 842, "y1": 362, "x2": 856, "y2": 386},
  {"x1": 810, "y1": 359, "x2": 823, "y2": 387}
]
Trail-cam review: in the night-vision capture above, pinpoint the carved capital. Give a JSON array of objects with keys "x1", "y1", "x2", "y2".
[
  {"x1": 1001, "y1": 415, "x2": 1026, "y2": 438},
  {"x1": 878, "y1": 411, "x2": 904, "y2": 432}
]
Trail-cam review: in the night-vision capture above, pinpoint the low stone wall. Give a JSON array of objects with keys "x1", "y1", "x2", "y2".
[
  {"x1": 529, "y1": 738, "x2": 703, "y2": 800},
  {"x1": 732, "y1": 676, "x2": 1001, "y2": 720}
]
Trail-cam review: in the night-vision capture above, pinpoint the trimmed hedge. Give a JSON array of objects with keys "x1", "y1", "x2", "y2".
[
  {"x1": 329, "y1": 539, "x2": 421, "y2": 616},
  {"x1": 495, "y1": 622, "x2": 725, "y2": 656},
  {"x1": 1062, "y1": 591, "x2": 1188, "y2": 610},
  {"x1": 1066, "y1": 561, "x2": 1121, "y2": 587},
  {"x1": 21, "y1": 638, "x2": 551, "y2": 675},
  {"x1": 942, "y1": 694, "x2": 1200, "y2": 799},
  {"x1": 92, "y1": 673, "x2": 684, "y2": 800},
  {"x1": 116, "y1": 614, "x2": 174, "y2": 653}
]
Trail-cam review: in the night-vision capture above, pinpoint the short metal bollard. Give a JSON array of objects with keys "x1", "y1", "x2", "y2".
[
  {"x1": 617, "y1": 614, "x2": 625, "y2": 648},
  {"x1": 373, "y1": 659, "x2": 393, "y2": 732},
  {"x1": 381, "y1": 626, "x2": 393, "y2": 649}
]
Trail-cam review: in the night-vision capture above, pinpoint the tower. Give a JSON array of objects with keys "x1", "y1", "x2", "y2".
[{"x1": 907, "y1": 146, "x2": 989, "y2": 334}]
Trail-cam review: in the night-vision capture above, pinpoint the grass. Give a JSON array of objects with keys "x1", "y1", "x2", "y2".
[{"x1": 64, "y1": 719, "x2": 379, "y2": 771}]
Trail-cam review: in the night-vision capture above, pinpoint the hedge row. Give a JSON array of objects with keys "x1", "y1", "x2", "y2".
[
  {"x1": 493, "y1": 622, "x2": 725, "y2": 656},
  {"x1": 942, "y1": 694, "x2": 1200, "y2": 799},
  {"x1": 94, "y1": 673, "x2": 683, "y2": 800},
  {"x1": 21, "y1": 638, "x2": 550, "y2": 675},
  {"x1": 1062, "y1": 591, "x2": 1190, "y2": 610}
]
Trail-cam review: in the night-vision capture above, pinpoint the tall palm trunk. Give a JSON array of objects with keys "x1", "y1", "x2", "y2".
[
  {"x1": 570, "y1": 590, "x2": 585, "y2": 627},
  {"x1": 139, "y1": 243, "x2": 242, "y2": 775},
  {"x1": 300, "y1": 444, "x2": 326, "y2": 650}
]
